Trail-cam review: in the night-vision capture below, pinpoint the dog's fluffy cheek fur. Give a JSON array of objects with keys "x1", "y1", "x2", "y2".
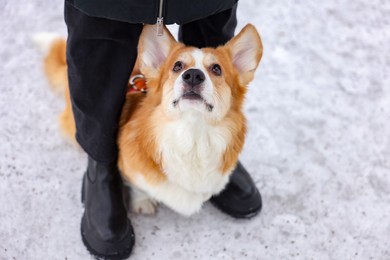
[
  {"x1": 210, "y1": 83, "x2": 232, "y2": 122},
  {"x1": 161, "y1": 79, "x2": 180, "y2": 118}
]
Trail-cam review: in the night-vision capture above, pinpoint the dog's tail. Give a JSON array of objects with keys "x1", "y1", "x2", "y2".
[
  {"x1": 32, "y1": 33, "x2": 68, "y2": 95},
  {"x1": 32, "y1": 33, "x2": 78, "y2": 144}
]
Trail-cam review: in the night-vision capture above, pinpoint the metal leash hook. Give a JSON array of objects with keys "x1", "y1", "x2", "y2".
[
  {"x1": 157, "y1": 17, "x2": 164, "y2": 36},
  {"x1": 156, "y1": 0, "x2": 164, "y2": 36}
]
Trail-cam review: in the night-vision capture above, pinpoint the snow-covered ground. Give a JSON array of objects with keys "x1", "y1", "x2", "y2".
[{"x1": 1, "y1": 0, "x2": 390, "y2": 259}]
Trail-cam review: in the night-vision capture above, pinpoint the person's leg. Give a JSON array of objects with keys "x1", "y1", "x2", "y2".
[
  {"x1": 65, "y1": 2, "x2": 142, "y2": 258},
  {"x1": 179, "y1": 4, "x2": 262, "y2": 219},
  {"x1": 178, "y1": 4, "x2": 237, "y2": 48},
  {"x1": 65, "y1": 4, "x2": 142, "y2": 164}
]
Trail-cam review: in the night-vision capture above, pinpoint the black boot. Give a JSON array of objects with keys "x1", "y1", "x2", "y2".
[
  {"x1": 81, "y1": 156, "x2": 134, "y2": 259},
  {"x1": 210, "y1": 161, "x2": 262, "y2": 219}
]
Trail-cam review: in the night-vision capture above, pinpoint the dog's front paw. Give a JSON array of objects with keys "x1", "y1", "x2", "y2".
[{"x1": 130, "y1": 198, "x2": 158, "y2": 215}]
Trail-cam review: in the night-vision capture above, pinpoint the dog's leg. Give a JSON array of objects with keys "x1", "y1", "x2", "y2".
[
  {"x1": 153, "y1": 182, "x2": 212, "y2": 216},
  {"x1": 123, "y1": 182, "x2": 158, "y2": 215},
  {"x1": 136, "y1": 177, "x2": 212, "y2": 216}
]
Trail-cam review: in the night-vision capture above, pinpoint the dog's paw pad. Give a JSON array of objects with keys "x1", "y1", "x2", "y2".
[{"x1": 131, "y1": 199, "x2": 158, "y2": 215}]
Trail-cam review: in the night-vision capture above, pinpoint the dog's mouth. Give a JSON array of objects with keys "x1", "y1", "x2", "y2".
[
  {"x1": 182, "y1": 91, "x2": 203, "y2": 100},
  {"x1": 173, "y1": 91, "x2": 214, "y2": 112}
]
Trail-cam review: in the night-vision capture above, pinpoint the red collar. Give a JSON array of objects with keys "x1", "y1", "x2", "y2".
[{"x1": 128, "y1": 74, "x2": 147, "y2": 93}]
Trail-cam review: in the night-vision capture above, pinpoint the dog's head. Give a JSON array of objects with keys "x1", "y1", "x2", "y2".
[{"x1": 138, "y1": 24, "x2": 263, "y2": 122}]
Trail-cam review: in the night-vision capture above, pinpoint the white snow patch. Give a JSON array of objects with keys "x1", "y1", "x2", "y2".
[{"x1": 1, "y1": 0, "x2": 390, "y2": 259}]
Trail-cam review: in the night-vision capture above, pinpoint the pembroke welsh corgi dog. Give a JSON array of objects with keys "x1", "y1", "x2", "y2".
[{"x1": 35, "y1": 24, "x2": 263, "y2": 216}]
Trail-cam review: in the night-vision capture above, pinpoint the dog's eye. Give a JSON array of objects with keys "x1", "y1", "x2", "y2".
[
  {"x1": 173, "y1": 61, "x2": 184, "y2": 72},
  {"x1": 211, "y1": 64, "x2": 222, "y2": 76}
]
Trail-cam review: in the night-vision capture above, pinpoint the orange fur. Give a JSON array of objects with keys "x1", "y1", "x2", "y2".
[
  {"x1": 200, "y1": 47, "x2": 248, "y2": 173},
  {"x1": 43, "y1": 39, "x2": 77, "y2": 144},
  {"x1": 44, "y1": 39, "x2": 67, "y2": 92}
]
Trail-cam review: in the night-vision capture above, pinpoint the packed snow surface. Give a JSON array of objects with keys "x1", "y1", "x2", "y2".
[{"x1": 1, "y1": 0, "x2": 389, "y2": 259}]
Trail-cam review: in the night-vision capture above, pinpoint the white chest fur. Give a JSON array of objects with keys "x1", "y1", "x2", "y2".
[{"x1": 159, "y1": 111, "x2": 231, "y2": 194}]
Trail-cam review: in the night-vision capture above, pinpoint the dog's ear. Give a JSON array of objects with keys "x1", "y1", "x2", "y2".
[
  {"x1": 138, "y1": 25, "x2": 177, "y2": 77},
  {"x1": 223, "y1": 24, "x2": 263, "y2": 86}
]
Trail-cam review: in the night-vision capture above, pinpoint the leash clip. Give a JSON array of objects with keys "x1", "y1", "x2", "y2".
[{"x1": 157, "y1": 17, "x2": 164, "y2": 36}]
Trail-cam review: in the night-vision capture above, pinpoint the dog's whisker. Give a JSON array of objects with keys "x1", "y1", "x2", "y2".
[{"x1": 204, "y1": 101, "x2": 214, "y2": 112}]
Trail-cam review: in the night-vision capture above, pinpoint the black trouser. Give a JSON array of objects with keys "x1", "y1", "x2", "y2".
[{"x1": 64, "y1": 3, "x2": 237, "y2": 164}]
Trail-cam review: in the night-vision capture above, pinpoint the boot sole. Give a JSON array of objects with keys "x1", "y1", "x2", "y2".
[
  {"x1": 81, "y1": 216, "x2": 135, "y2": 260},
  {"x1": 210, "y1": 199, "x2": 262, "y2": 219}
]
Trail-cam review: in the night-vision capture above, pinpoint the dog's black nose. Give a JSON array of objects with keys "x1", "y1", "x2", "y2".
[{"x1": 182, "y1": 69, "x2": 205, "y2": 86}]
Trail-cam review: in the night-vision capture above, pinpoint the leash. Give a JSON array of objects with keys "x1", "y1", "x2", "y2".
[{"x1": 128, "y1": 74, "x2": 147, "y2": 93}]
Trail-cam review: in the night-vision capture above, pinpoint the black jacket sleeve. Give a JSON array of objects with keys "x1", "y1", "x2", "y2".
[{"x1": 66, "y1": 0, "x2": 237, "y2": 25}]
